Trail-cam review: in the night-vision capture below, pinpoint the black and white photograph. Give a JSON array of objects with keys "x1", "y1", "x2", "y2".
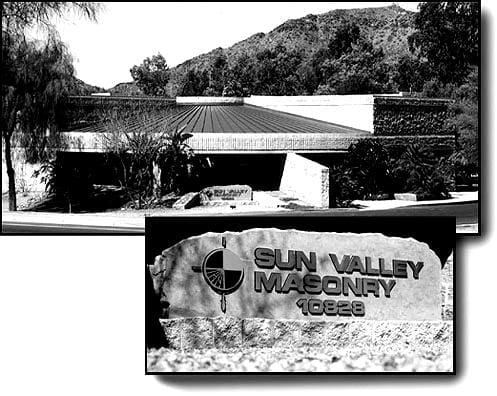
[
  {"x1": 1, "y1": 0, "x2": 495, "y2": 394},
  {"x1": 1, "y1": 2, "x2": 480, "y2": 235},
  {"x1": 146, "y1": 215, "x2": 455, "y2": 373}
]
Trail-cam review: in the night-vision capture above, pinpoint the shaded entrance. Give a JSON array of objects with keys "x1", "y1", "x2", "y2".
[{"x1": 198, "y1": 154, "x2": 286, "y2": 191}]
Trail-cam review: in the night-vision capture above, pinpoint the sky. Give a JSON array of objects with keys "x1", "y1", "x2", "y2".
[{"x1": 45, "y1": 2, "x2": 420, "y2": 89}]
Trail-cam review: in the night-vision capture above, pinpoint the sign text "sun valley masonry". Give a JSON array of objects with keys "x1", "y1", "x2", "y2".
[{"x1": 253, "y1": 248, "x2": 424, "y2": 317}]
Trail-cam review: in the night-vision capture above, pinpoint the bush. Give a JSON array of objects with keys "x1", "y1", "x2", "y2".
[
  {"x1": 391, "y1": 142, "x2": 453, "y2": 200},
  {"x1": 102, "y1": 111, "x2": 201, "y2": 209},
  {"x1": 329, "y1": 166, "x2": 363, "y2": 208},
  {"x1": 344, "y1": 140, "x2": 392, "y2": 199},
  {"x1": 34, "y1": 154, "x2": 95, "y2": 212},
  {"x1": 329, "y1": 139, "x2": 454, "y2": 207}
]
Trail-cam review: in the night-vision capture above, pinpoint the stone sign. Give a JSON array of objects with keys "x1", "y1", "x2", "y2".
[
  {"x1": 199, "y1": 185, "x2": 252, "y2": 205},
  {"x1": 148, "y1": 229, "x2": 441, "y2": 321}
]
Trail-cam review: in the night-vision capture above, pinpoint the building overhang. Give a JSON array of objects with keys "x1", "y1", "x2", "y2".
[{"x1": 59, "y1": 131, "x2": 365, "y2": 154}]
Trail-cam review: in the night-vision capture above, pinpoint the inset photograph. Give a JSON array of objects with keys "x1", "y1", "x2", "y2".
[
  {"x1": 146, "y1": 216, "x2": 455, "y2": 373},
  {"x1": 2, "y1": 3, "x2": 479, "y2": 235}
]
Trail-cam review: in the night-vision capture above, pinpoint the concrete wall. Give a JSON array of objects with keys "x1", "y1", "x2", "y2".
[
  {"x1": 280, "y1": 153, "x2": 329, "y2": 208},
  {"x1": 176, "y1": 96, "x2": 244, "y2": 105},
  {"x1": 244, "y1": 95, "x2": 399, "y2": 133}
]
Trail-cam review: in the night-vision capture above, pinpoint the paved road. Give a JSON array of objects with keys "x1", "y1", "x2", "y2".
[
  {"x1": 2, "y1": 202, "x2": 478, "y2": 234},
  {"x1": 2, "y1": 221, "x2": 142, "y2": 234},
  {"x1": 338, "y1": 202, "x2": 478, "y2": 225},
  {"x1": 220, "y1": 202, "x2": 479, "y2": 224}
]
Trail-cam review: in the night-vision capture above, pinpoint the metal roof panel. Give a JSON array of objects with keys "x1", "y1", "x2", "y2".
[{"x1": 66, "y1": 104, "x2": 371, "y2": 137}]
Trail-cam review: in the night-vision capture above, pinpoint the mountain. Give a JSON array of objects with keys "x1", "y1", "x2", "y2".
[
  {"x1": 95, "y1": 4, "x2": 417, "y2": 97},
  {"x1": 70, "y1": 77, "x2": 106, "y2": 95},
  {"x1": 108, "y1": 82, "x2": 143, "y2": 96},
  {"x1": 165, "y1": 4, "x2": 416, "y2": 96}
]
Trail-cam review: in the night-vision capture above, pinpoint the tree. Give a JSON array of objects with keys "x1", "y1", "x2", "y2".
[
  {"x1": 1, "y1": 2, "x2": 100, "y2": 211},
  {"x1": 101, "y1": 112, "x2": 198, "y2": 208},
  {"x1": 223, "y1": 54, "x2": 255, "y2": 96},
  {"x1": 101, "y1": 113, "x2": 173, "y2": 208},
  {"x1": 252, "y1": 45, "x2": 304, "y2": 95},
  {"x1": 318, "y1": 40, "x2": 394, "y2": 95},
  {"x1": 130, "y1": 54, "x2": 170, "y2": 97},
  {"x1": 179, "y1": 69, "x2": 209, "y2": 96},
  {"x1": 204, "y1": 52, "x2": 228, "y2": 96},
  {"x1": 393, "y1": 54, "x2": 430, "y2": 92},
  {"x1": 158, "y1": 127, "x2": 197, "y2": 195},
  {"x1": 446, "y1": 67, "x2": 479, "y2": 184},
  {"x1": 2, "y1": 2, "x2": 100, "y2": 35},
  {"x1": 328, "y1": 21, "x2": 360, "y2": 59},
  {"x1": 408, "y1": 2, "x2": 479, "y2": 85}
]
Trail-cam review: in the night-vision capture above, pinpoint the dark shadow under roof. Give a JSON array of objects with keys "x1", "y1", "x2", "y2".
[{"x1": 69, "y1": 104, "x2": 370, "y2": 136}]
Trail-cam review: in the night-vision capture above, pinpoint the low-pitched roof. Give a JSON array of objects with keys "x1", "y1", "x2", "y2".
[
  {"x1": 63, "y1": 103, "x2": 373, "y2": 153},
  {"x1": 69, "y1": 104, "x2": 370, "y2": 136}
]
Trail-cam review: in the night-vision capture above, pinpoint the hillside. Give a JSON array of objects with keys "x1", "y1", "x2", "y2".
[
  {"x1": 71, "y1": 77, "x2": 106, "y2": 95},
  {"x1": 88, "y1": 4, "x2": 417, "y2": 97},
  {"x1": 165, "y1": 4, "x2": 416, "y2": 96},
  {"x1": 108, "y1": 82, "x2": 143, "y2": 96}
]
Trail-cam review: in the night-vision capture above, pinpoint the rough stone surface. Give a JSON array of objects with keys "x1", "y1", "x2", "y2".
[
  {"x1": 301, "y1": 321, "x2": 327, "y2": 346},
  {"x1": 181, "y1": 317, "x2": 214, "y2": 349},
  {"x1": 273, "y1": 320, "x2": 302, "y2": 348},
  {"x1": 147, "y1": 346, "x2": 453, "y2": 372},
  {"x1": 394, "y1": 193, "x2": 418, "y2": 201},
  {"x1": 147, "y1": 320, "x2": 453, "y2": 372},
  {"x1": 172, "y1": 192, "x2": 200, "y2": 210},
  {"x1": 160, "y1": 318, "x2": 183, "y2": 350},
  {"x1": 373, "y1": 97, "x2": 453, "y2": 136},
  {"x1": 441, "y1": 253, "x2": 453, "y2": 321},
  {"x1": 157, "y1": 318, "x2": 453, "y2": 369},
  {"x1": 149, "y1": 229, "x2": 442, "y2": 321},
  {"x1": 199, "y1": 185, "x2": 252, "y2": 205},
  {"x1": 242, "y1": 318, "x2": 274, "y2": 348},
  {"x1": 213, "y1": 316, "x2": 242, "y2": 349}
]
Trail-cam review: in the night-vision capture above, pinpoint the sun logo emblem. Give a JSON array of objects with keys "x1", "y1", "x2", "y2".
[{"x1": 192, "y1": 236, "x2": 244, "y2": 313}]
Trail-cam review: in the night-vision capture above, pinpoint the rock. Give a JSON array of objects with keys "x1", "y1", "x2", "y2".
[
  {"x1": 394, "y1": 193, "x2": 418, "y2": 201},
  {"x1": 149, "y1": 229, "x2": 442, "y2": 321},
  {"x1": 213, "y1": 316, "x2": 242, "y2": 349},
  {"x1": 242, "y1": 318, "x2": 274, "y2": 347},
  {"x1": 199, "y1": 185, "x2": 252, "y2": 205},
  {"x1": 273, "y1": 320, "x2": 302, "y2": 348},
  {"x1": 172, "y1": 192, "x2": 199, "y2": 209}
]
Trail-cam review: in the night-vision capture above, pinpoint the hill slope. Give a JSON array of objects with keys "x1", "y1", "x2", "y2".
[
  {"x1": 85, "y1": 5, "x2": 416, "y2": 97},
  {"x1": 165, "y1": 4, "x2": 416, "y2": 96}
]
